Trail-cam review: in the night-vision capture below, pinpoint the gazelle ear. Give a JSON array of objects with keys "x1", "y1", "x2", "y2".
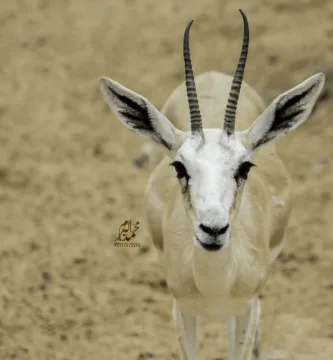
[
  {"x1": 245, "y1": 73, "x2": 325, "y2": 151},
  {"x1": 100, "y1": 77, "x2": 183, "y2": 151}
]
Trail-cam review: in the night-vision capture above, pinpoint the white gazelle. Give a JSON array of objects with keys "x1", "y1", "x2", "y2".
[{"x1": 100, "y1": 10, "x2": 325, "y2": 360}]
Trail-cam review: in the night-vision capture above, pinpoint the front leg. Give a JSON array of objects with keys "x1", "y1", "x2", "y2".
[
  {"x1": 173, "y1": 299, "x2": 198, "y2": 360},
  {"x1": 227, "y1": 297, "x2": 261, "y2": 360}
]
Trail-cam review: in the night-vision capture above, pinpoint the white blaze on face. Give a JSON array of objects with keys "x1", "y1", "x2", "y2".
[
  {"x1": 194, "y1": 143, "x2": 236, "y2": 228},
  {"x1": 174, "y1": 129, "x2": 249, "y2": 248}
]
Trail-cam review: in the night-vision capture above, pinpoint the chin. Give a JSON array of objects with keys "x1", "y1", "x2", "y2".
[{"x1": 194, "y1": 235, "x2": 226, "y2": 252}]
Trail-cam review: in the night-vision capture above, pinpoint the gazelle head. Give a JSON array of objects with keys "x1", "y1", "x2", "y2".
[{"x1": 100, "y1": 10, "x2": 325, "y2": 252}]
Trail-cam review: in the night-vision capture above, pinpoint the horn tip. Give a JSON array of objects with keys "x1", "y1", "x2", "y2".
[
  {"x1": 239, "y1": 9, "x2": 245, "y2": 16},
  {"x1": 186, "y1": 19, "x2": 195, "y2": 29}
]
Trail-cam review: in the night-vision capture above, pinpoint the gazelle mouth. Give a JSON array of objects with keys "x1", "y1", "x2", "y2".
[{"x1": 195, "y1": 236, "x2": 223, "y2": 252}]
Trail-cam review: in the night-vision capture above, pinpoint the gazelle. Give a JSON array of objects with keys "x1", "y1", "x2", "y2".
[{"x1": 100, "y1": 10, "x2": 325, "y2": 360}]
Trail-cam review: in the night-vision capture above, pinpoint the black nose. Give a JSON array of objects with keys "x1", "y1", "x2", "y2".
[{"x1": 200, "y1": 223, "x2": 229, "y2": 236}]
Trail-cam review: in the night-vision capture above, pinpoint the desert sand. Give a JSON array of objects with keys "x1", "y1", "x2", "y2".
[{"x1": 0, "y1": 0, "x2": 332, "y2": 359}]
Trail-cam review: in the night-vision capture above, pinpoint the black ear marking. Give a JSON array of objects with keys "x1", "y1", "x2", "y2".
[
  {"x1": 252, "y1": 82, "x2": 317, "y2": 149},
  {"x1": 106, "y1": 85, "x2": 172, "y2": 150},
  {"x1": 106, "y1": 85, "x2": 149, "y2": 128},
  {"x1": 274, "y1": 83, "x2": 316, "y2": 127}
]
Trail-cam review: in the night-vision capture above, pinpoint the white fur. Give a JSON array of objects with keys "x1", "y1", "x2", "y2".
[{"x1": 100, "y1": 70, "x2": 325, "y2": 360}]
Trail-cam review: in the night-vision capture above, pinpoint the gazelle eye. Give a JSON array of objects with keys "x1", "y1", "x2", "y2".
[
  {"x1": 235, "y1": 161, "x2": 255, "y2": 183},
  {"x1": 170, "y1": 161, "x2": 189, "y2": 180}
]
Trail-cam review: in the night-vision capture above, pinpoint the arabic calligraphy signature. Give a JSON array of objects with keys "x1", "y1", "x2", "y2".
[{"x1": 116, "y1": 220, "x2": 140, "y2": 241}]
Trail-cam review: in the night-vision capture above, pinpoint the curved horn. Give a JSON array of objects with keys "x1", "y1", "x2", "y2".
[
  {"x1": 183, "y1": 20, "x2": 203, "y2": 134},
  {"x1": 223, "y1": 9, "x2": 250, "y2": 135}
]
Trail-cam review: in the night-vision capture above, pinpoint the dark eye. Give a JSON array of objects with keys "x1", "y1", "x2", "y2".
[
  {"x1": 235, "y1": 161, "x2": 255, "y2": 182},
  {"x1": 170, "y1": 161, "x2": 189, "y2": 180}
]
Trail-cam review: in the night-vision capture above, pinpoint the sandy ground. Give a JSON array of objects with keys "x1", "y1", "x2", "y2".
[{"x1": 0, "y1": 0, "x2": 333, "y2": 359}]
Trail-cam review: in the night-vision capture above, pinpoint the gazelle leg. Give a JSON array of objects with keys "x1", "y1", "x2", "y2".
[
  {"x1": 173, "y1": 298, "x2": 198, "y2": 360},
  {"x1": 227, "y1": 297, "x2": 261, "y2": 360},
  {"x1": 253, "y1": 325, "x2": 260, "y2": 359}
]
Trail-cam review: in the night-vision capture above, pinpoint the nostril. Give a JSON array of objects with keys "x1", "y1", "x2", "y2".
[
  {"x1": 200, "y1": 223, "x2": 229, "y2": 236},
  {"x1": 219, "y1": 223, "x2": 229, "y2": 235},
  {"x1": 199, "y1": 224, "x2": 215, "y2": 235}
]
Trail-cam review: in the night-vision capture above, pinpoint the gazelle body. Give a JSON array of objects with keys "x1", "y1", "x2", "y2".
[
  {"x1": 143, "y1": 72, "x2": 289, "y2": 359},
  {"x1": 100, "y1": 11, "x2": 325, "y2": 360}
]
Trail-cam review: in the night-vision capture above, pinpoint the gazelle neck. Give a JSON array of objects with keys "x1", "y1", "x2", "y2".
[
  {"x1": 192, "y1": 236, "x2": 235, "y2": 296},
  {"x1": 191, "y1": 187, "x2": 266, "y2": 298}
]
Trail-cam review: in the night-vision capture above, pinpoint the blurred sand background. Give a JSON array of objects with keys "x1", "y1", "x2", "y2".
[{"x1": 0, "y1": 0, "x2": 333, "y2": 359}]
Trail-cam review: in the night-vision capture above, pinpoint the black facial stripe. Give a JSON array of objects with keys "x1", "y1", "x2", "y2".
[
  {"x1": 170, "y1": 161, "x2": 192, "y2": 208},
  {"x1": 108, "y1": 85, "x2": 172, "y2": 150},
  {"x1": 171, "y1": 161, "x2": 190, "y2": 179},
  {"x1": 235, "y1": 161, "x2": 254, "y2": 184},
  {"x1": 183, "y1": 182, "x2": 192, "y2": 209}
]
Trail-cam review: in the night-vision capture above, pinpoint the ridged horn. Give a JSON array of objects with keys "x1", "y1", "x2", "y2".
[
  {"x1": 223, "y1": 9, "x2": 250, "y2": 135},
  {"x1": 183, "y1": 20, "x2": 203, "y2": 135}
]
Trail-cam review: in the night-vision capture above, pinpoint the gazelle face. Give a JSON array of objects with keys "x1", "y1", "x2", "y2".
[
  {"x1": 171, "y1": 129, "x2": 252, "y2": 251},
  {"x1": 99, "y1": 11, "x2": 325, "y2": 253}
]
